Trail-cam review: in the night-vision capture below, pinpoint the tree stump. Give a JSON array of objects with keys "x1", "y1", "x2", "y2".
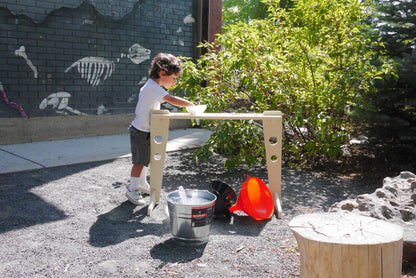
[{"x1": 289, "y1": 212, "x2": 403, "y2": 278}]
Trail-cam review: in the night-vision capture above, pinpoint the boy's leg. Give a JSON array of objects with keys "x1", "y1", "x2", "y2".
[
  {"x1": 131, "y1": 164, "x2": 144, "y2": 177},
  {"x1": 126, "y1": 164, "x2": 146, "y2": 205},
  {"x1": 138, "y1": 166, "x2": 150, "y2": 194},
  {"x1": 139, "y1": 166, "x2": 148, "y2": 184},
  {"x1": 130, "y1": 164, "x2": 150, "y2": 194},
  {"x1": 128, "y1": 127, "x2": 150, "y2": 204}
]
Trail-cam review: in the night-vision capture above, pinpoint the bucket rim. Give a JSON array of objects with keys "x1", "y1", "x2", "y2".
[{"x1": 167, "y1": 189, "x2": 217, "y2": 206}]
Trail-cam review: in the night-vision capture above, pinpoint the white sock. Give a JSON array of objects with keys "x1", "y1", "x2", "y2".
[
  {"x1": 139, "y1": 166, "x2": 149, "y2": 185},
  {"x1": 129, "y1": 177, "x2": 140, "y2": 191}
]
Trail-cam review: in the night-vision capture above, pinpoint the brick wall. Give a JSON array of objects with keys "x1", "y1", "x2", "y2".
[{"x1": 0, "y1": 0, "x2": 198, "y2": 118}]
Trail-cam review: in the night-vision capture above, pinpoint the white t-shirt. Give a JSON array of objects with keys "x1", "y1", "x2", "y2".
[{"x1": 131, "y1": 78, "x2": 168, "y2": 132}]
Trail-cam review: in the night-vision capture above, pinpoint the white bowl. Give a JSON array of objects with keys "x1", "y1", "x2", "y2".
[{"x1": 186, "y1": 104, "x2": 207, "y2": 115}]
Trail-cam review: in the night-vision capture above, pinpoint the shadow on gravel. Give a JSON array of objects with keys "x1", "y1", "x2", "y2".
[
  {"x1": 150, "y1": 238, "x2": 207, "y2": 269},
  {"x1": 88, "y1": 202, "x2": 170, "y2": 247},
  {"x1": 0, "y1": 181, "x2": 67, "y2": 233},
  {"x1": 0, "y1": 160, "x2": 111, "y2": 234},
  {"x1": 162, "y1": 151, "x2": 374, "y2": 220},
  {"x1": 281, "y1": 169, "x2": 375, "y2": 217},
  {"x1": 211, "y1": 215, "x2": 269, "y2": 236}
]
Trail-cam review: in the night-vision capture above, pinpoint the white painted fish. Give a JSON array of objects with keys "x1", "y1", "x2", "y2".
[
  {"x1": 128, "y1": 43, "x2": 151, "y2": 65},
  {"x1": 65, "y1": 57, "x2": 115, "y2": 86}
]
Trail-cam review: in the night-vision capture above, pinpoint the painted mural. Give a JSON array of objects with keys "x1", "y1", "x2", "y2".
[
  {"x1": 4, "y1": 0, "x2": 140, "y2": 23},
  {"x1": 0, "y1": 82, "x2": 28, "y2": 118},
  {"x1": 15, "y1": 46, "x2": 38, "y2": 79},
  {"x1": 0, "y1": 0, "x2": 196, "y2": 118},
  {"x1": 39, "y1": 92, "x2": 86, "y2": 115},
  {"x1": 65, "y1": 57, "x2": 116, "y2": 87}
]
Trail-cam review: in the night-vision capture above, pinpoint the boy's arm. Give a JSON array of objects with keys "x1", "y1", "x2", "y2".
[{"x1": 162, "y1": 94, "x2": 194, "y2": 107}]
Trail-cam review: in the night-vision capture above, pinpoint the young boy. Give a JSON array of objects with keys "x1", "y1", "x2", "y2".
[{"x1": 127, "y1": 53, "x2": 194, "y2": 205}]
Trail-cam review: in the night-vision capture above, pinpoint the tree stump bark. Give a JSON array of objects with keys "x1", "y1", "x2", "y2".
[{"x1": 289, "y1": 212, "x2": 403, "y2": 278}]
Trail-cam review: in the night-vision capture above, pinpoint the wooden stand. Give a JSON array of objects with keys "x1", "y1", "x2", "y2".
[
  {"x1": 289, "y1": 212, "x2": 403, "y2": 278},
  {"x1": 148, "y1": 110, "x2": 283, "y2": 218}
]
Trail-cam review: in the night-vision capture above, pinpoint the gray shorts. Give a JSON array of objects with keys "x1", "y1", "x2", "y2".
[{"x1": 129, "y1": 125, "x2": 150, "y2": 166}]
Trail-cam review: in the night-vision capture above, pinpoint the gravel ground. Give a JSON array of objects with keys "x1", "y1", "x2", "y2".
[{"x1": 0, "y1": 150, "x2": 410, "y2": 277}]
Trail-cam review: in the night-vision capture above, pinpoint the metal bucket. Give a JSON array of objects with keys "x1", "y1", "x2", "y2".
[{"x1": 166, "y1": 189, "x2": 216, "y2": 245}]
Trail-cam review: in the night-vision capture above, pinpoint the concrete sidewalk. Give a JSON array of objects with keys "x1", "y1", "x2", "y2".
[{"x1": 0, "y1": 128, "x2": 212, "y2": 174}]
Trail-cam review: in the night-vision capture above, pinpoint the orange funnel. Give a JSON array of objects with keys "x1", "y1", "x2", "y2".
[{"x1": 229, "y1": 175, "x2": 274, "y2": 220}]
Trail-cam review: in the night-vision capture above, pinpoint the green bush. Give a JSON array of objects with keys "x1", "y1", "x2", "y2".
[{"x1": 176, "y1": 0, "x2": 395, "y2": 170}]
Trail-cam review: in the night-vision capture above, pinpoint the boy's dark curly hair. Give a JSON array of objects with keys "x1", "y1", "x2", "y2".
[{"x1": 149, "y1": 53, "x2": 182, "y2": 79}]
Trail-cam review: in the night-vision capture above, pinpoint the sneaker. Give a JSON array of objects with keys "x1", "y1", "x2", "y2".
[
  {"x1": 138, "y1": 182, "x2": 150, "y2": 195},
  {"x1": 126, "y1": 188, "x2": 145, "y2": 205}
]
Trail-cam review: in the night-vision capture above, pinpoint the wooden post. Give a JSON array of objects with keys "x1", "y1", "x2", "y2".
[
  {"x1": 289, "y1": 212, "x2": 403, "y2": 278},
  {"x1": 148, "y1": 110, "x2": 170, "y2": 215},
  {"x1": 262, "y1": 111, "x2": 283, "y2": 218}
]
